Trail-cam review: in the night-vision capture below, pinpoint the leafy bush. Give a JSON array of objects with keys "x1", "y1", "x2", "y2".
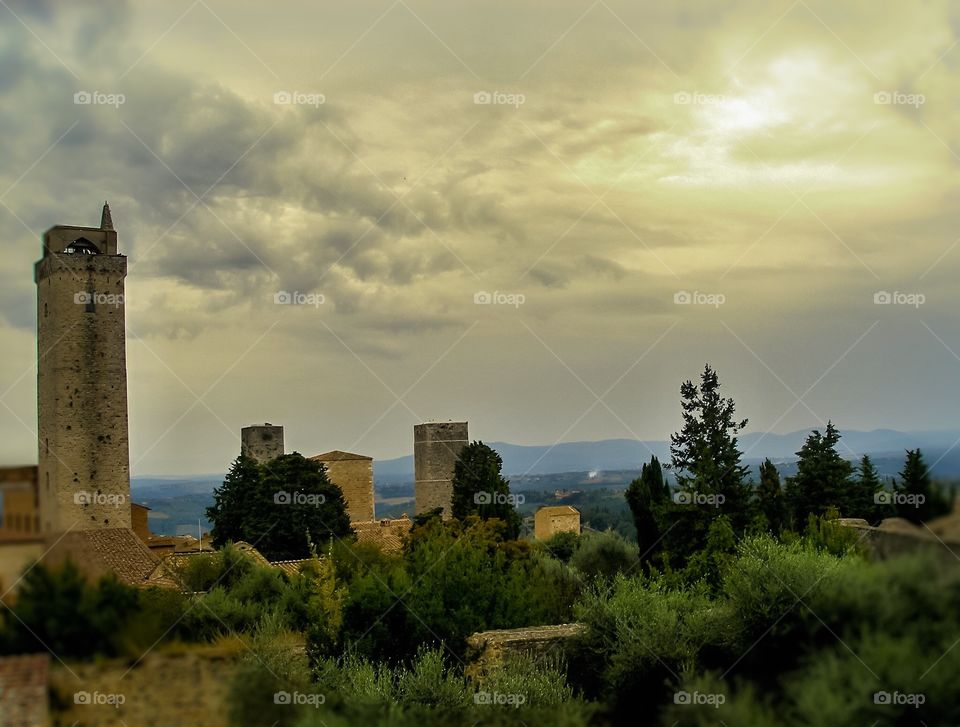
[{"x1": 568, "y1": 529, "x2": 639, "y2": 582}]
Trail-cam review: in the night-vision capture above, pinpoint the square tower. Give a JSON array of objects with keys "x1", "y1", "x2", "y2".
[
  {"x1": 414, "y1": 421, "x2": 468, "y2": 518},
  {"x1": 240, "y1": 423, "x2": 284, "y2": 463},
  {"x1": 35, "y1": 203, "x2": 131, "y2": 532}
]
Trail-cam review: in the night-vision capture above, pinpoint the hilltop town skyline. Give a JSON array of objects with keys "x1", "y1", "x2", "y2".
[{"x1": 1, "y1": 1, "x2": 958, "y2": 476}]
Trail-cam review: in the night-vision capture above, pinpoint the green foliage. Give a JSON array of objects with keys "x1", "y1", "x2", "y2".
[
  {"x1": 568, "y1": 529, "x2": 639, "y2": 582},
  {"x1": 895, "y1": 448, "x2": 953, "y2": 523},
  {"x1": 785, "y1": 422, "x2": 854, "y2": 524},
  {"x1": 851, "y1": 454, "x2": 888, "y2": 523},
  {"x1": 207, "y1": 453, "x2": 353, "y2": 560},
  {"x1": 450, "y1": 441, "x2": 521, "y2": 539},
  {"x1": 625, "y1": 455, "x2": 670, "y2": 566},
  {"x1": 756, "y1": 458, "x2": 787, "y2": 534},
  {"x1": 2, "y1": 561, "x2": 139, "y2": 659},
  {"x1": 538, "y1": 529, "x2": 580, "y2": 563},
  {"x1": 664, "y1": 364, "x2": 754, "y2": 563}
]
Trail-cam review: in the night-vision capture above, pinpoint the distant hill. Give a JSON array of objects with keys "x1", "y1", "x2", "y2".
[
  {"x1": 372, "y1": 429, "x2": 960, "y2": 482},
  {"x1": 130, "y1": 428, "x2": 960, "y2": 532}
]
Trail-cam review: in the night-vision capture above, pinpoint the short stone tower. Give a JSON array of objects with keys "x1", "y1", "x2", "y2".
[
  {"x1": 36, "y1": 202, "x2": 131, "y2": 533},
  {"x1": 414, "y1": 421, "x2": 468, "y2": 518},
  {"x1": 310, "y1": 450, "x2": 375, "y2": 522},
  {"x1": 241, "y1": 423, "x2": 284, "y2": 463}
]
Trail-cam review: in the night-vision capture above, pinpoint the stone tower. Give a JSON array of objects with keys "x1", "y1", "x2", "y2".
[
  {"x1": 241, "y1": 423, "x2": 284, "y2": 463},
  {"x1": 310, "y1": 450, "x2": 375, "y2": 523},
  {"x1": 36, "y1": 202, "x2": 131, "y2": 533},
  {"x1": 414, "y1": 421, "x2": 468, "y2": 518}
]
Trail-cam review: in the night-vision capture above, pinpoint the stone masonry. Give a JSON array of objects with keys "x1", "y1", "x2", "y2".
[
  {"x1": 414, "y1": 421, "x2": 468, "y2": 518},
  {"x1": 240, "y1": 423, "x2": 284, "y2": 463},
  {"x1": 310, "y1": 450, "x2": 375, "y2": 522},
  {"x1": 35, "y1": 203, "x2": 131, "y2": 532}
]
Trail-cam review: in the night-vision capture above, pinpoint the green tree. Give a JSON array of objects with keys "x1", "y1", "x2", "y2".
[
  {"x1": 450, "y1": 441, "x2": 521, "y2": 539},
  {"x1": 624, "y1": 455, "x2": 670, "y2": 566},
  {"x1": 785, "y1": 422, "x2": 853, "y2": 525},
  {"x1": 852, "y1": 454, "x2": 887, "y2": 523},
  {"x1": 663, "y1": 365, "x2": 753, "y2": 563},
  {"x1": 207, "y1": 453, "x2": 353, "y2": 560},
  {"x1": 896, "y1": 448, "x2": 952, "y2": 524},
  {"x1": 757, "y1": 458, "x2": 787, "y2": 535}
]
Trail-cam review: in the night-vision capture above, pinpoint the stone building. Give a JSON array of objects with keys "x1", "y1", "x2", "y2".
[
  {"x1": 240, "y1": 423, "x2": 284, "y2": 463},
  {"x1": 414, "y1": 421, "x2": 468, "y2": 518},
  {"x1": 35, "y1": 202, "x2": 131, "y2": 532},
  {"x1": 534, "y1": 505, "x2": 581, "y2": 540},
  {"x1": 310, "y1": 450, "x2": 375, "y2": 522}
]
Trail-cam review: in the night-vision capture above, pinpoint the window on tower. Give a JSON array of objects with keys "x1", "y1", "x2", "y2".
[{"x1": 63, "y1": 237, "x2": 100, "y2": 255}]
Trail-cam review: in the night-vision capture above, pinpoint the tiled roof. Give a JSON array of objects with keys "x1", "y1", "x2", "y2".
[
  {"x1": 270, "y1": 558, "x2": 313, "y2": 577},
  {"x1": 310, "y1": 450, "x2": 373, "y2": 461},
  {"x1": 536, "y1": 505, "x2": 580, "y2": 517},
  {"x1": 43, "y1": 528, "x2": 159, "y2": 586},
  {"x1": 352, "y1": 517, "x2": 412, "y2": 554},
  {"x1": 0, "y1": 653, "x2": 49, "y2": 727}
]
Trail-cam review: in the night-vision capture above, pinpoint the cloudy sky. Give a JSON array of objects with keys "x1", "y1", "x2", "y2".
[{"x1": 1, "y1": 0, "x2": 958, "y2": 475}]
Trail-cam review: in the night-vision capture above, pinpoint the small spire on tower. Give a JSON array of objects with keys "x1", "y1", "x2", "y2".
[{"x1": 100, "y1": 201, "x2": 113, "y2": 230}]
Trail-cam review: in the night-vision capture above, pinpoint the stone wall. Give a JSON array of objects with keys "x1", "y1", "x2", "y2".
[
  {"x1": 464, "y1": 623, "x2": 586, "y2": 683},
  {"x1": 36, "y1": 238, "x2": 131, "y2": 533},
  {"x1": 534, "y1": 506, "x2": 581, "y2": 540},
  {"x1": 414, "y1": 422, "x2": 468, "y2": 517}
]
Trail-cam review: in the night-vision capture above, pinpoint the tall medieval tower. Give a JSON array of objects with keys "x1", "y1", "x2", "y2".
[{"x1": 35, "y1": 203, "x2": 131, "y2": 532}]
